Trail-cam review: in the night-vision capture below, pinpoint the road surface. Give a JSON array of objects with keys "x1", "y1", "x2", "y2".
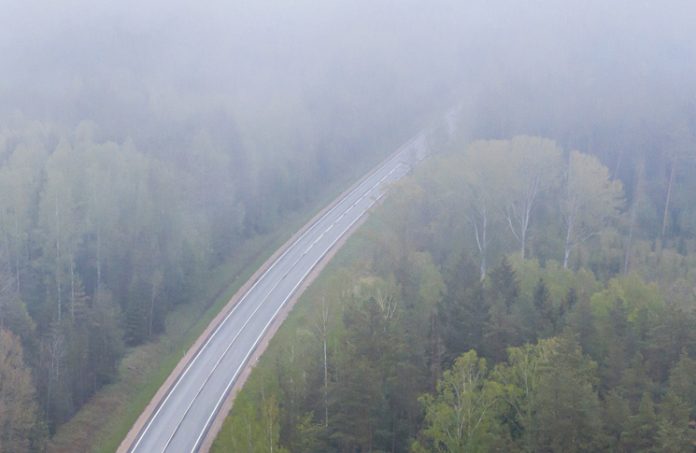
[{"x1": 126, "y1": 133, "x2": 429, "y2": 453}]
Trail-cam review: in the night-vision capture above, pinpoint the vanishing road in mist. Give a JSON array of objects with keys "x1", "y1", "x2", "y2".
[{"x1": 126, "y1": 133, "x2": 428, "y2": 453}]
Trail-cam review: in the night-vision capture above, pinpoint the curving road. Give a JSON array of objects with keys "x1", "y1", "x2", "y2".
[{"x1": 126, "y1": 132, "x2": 429, "y2": 453}]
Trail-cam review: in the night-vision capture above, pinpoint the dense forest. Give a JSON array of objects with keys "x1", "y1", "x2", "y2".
[
  {"x1": 213, "y1": 4, "x2": 696, "y2": 451},
  {"x1": 0, "y1": 3, "x2": 456, "y2": 448},
  {"x1": 214, "y1": 130, "x2": 696, "y2": 453},
  {"x1": 2, "y1": 0, "x2": 696, "y2": 451},
  {"x1": 0, "y1": 58, "x2": 443, "y2": 451}
]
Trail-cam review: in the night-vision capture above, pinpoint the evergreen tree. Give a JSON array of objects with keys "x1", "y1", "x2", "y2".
[
  {"x1": 621, "y1": 392, "x2": 658, "y2": 452},
  {"x1": 532, "y1": 278, "x2": 554, "y2": 338},
  {"x1": 666, "y1": 353, "x2": 696, "y2": 419},
  {"x1": 463, "y1": 284, "x2": 490, "y2": 356},
  {"x1": 534, "y1": 336, "x2": 603, "y2": 453},
  {"x1": 0, "y1": 329, "x2": 43, "y2": 452},
  {"x1": 656, "y1": 392, "x2": 696, "y2": 453},
  {"x1": 602, "y1": 390, "x2": 630, "y2": 450},
  {"x1": 488, "y1": 257, "x2": 519, "y2": 311}
]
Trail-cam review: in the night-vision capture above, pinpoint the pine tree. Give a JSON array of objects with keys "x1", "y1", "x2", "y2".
[
  {"x1": 666, "y1": 353, "x2": 696, "y2": 419},
  {"x1": 0, "y1": 329, "x2": 42, "y2": 451},
  {"x1": 656, "y1": 392, "x2": 696, "y2": 453},
  {"x1": 464, "y1": 284, "x2": 490, "y2": 355},
  {"x1": 532, "y1": 278, "x2": 554, "y2": 338},
  {"x1": 603, "y1": 390, "x2": 631, "y2": 449},
  {"x1": 621, "y1": 392, "x2": 658, "y2": 452},
  {"x1": 534, "y1": 336, "x2": 603, "y2": 453},
  {"x1": 488, "y1": 257, "x2": 519, "y2": 311}
]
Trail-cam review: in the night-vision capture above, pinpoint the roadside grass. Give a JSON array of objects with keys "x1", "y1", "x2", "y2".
[
  {"x1": 46, "y1": 131, "x2": 408, "y2": 453},
  {"x1": 94, "y1": 234, "x2": 276, "y2": 453},
  {"x1": 211, "y1": 215, "x2": 375, "y2": 451},
  {"x1": 48, "y1": 229, "x2": 287, "y2": 453},
  {"x1": 49, "y1": 187, "x2": 341, "y2": 453}
]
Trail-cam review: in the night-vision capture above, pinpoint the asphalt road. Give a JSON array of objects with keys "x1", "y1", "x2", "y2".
[{"x1": 128, "y1": 133, "x2": 427, "y2": 453}]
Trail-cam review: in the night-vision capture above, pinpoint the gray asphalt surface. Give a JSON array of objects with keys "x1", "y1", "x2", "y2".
[{"x1": 128, "y1": 133, "x2": 427, "y2": 453}]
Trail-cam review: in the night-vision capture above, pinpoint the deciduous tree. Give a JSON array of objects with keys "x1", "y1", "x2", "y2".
[
  {"x1": 561, "y1": 151, "x2": 624, "y2": 268},
  {"x1": 500, "y1": 136, "x2": 562, "y2": 259},
  {"x1": 415, "y1": 350, "x2": 505, "y2": 452},
  {"x1": 0, "y1": 329, "x2": 41, "y2": 452}
]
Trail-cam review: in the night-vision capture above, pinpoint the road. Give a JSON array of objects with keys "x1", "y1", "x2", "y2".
[{"x1": 126, "y1": 132, "x2": 428, "y2": 453}]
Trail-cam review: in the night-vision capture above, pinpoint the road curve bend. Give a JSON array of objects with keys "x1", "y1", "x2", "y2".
[{"x1": 122, "y1": 132, "x2": 429, "y2": 453}]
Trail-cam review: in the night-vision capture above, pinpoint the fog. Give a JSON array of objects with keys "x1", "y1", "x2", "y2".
[
  {"x1": 1, "y1": 1, "x2": 696, "y2": 449},
  {"x1": 3, "y1": 1, "x2": 695, "y2": 139},
  {"x1": 2, "y1": 1, "x2": 457, "y2": 136}
]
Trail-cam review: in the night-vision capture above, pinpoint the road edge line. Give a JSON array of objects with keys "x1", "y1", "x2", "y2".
[
  {"x1": 199, "y1": 214, "x2": 370, "y2": 452},
  {"x1": 117, "y1": 145, "x2": 407, "y2": 453}
]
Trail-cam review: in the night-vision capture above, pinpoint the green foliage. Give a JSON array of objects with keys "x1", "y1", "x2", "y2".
[
  {"x1": 667, "y1": 354, "x2": 696, "y2": 419},
  {"x1": 561, "y1": 150, "x2": 625, "y2": 269},
  {"x1": 213, "y1": 133, "x2": 696, "y2": 453},
  {"x1": 0, "y1": 86, "x2": 414, "y2": 437},
  {"x1": 415, "y1": 351, "x2": 506, "y2": 452},
  {"x1": 656, "y1": 392, "x2": 696, "y2": 453},
  {"x1": 590, "y1": 274, "x2": 664, "y2": 322},
  {"x1": 0, "y1": 329, "x2": 44, "y2": 452},
  {"x1": 602, "y1": 390, "x2": 631, "y2": 448},
  {"x1": 215, "y1": 390, "x2": 288, "y2": 453},
  {"x1": 621, "y1": 392, "x2": 658, "y2": 452},
  {"x1": 533, "y1": 336, "x2": 603, "y2": 452},
  {"x1": 488, "y1": 257, "x2": 519, "y2": 311},
  {"x1": 418, "y1": 337, "x2": 604, "y2": 453}
]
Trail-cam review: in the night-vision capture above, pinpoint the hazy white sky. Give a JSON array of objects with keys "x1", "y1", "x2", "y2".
[{"x1": 2, "y1": 0, "x2": 695, "y2": 129}]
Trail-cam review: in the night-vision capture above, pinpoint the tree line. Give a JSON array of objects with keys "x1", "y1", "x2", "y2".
[
  {"x1": 214, "y1": 135, "x2": 696, "y2": 452},
  {"x1": 4, "y1": 2, "x2": 696, "y2": 450},
  {"x1": 0, "y1": 97, "x2": 424, "y2": 449}
]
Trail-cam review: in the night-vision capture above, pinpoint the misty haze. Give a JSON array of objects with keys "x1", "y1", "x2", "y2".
[{"x1": 1, "y1": 1, "x2": 695, "y2": 452}]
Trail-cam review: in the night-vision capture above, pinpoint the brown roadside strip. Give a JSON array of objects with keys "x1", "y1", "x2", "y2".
[
  {"x1": 118, "y1": 144, "x2": 407, "y2": 453},
  {"x1": 199, "y1": 214, "x2": 368, "y2": 451}
]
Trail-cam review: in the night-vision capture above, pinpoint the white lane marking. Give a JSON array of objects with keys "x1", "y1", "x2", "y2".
[
  {"x1": 160, "y1": 261, "x2": 289, "y2": 452},
  {"x1": 131, "y1": 243, "x2": 292, "y2": 452},
  {"x1": 302, "y1": 166, "x2": 396, "y2": 256},
  {"x1": 190, "y1": 187, "x2": 387, "y2": 453},
  {"x1": 168, "y1": 165, "x2": 401, "y2": 449},
  {"x1": 134, "y1": 145, "x2": 411, "y2": 452},
  {"x1": 159, "y1": 176, "x2": 387, "y2": 451},
  {"x1": 130, "y1": 159, "x2": 390, "y2": 452}
]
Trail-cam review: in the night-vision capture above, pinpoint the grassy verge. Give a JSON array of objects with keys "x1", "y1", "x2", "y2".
[
  {"x1": 47, "y1": 224, "x2": 290, "y2": 453},
  {"x1": 94, "y1": 235, "x2": 279, "y2": 453},
  {"x1": 47, "y1": 133, "x2": 408, "y2": 453},
  {"x1": 211, "y1": 214, "x2": 373, "y2": 451}
]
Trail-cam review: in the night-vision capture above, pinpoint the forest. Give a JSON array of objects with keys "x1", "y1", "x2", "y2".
[
  {"x1": 0, "y1": 58, "x2": 441, "y2": 452},
  {"x1": 2, "y1": 1, "x2": 696, "y2": 451},
  {"x1": 0, "y1": 9, "x2": 450, "y2": 452},
  {"x1": 214, "y1": 130, "x2": 696, "y2": 452}
]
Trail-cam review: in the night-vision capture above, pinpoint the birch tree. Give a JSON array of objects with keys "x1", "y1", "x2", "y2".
[
  {"x1": 0, "y1": 143, "x2": 47, "y2": 293},
  {"x1": 415, "y1": 350, "x2": 504, "y2": 452},
  {"x1": 38, "y1": 140, "x2": 86, "y2": 322},
  {"x1": 82, "y1": 140, "x2": 126, "y2": 297},
  {"x1": 501, "y1": 136, "x2": 562, "y2": 259},
  {"x1": 491, "y1": 340, "x2": 555, "y2": 453},
  {"x1": 462, "y1": 141, "x2": 506, "y2": 280},
  {"x1": 561, "y1": 151, "x2": 624, "y2": 269}
]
